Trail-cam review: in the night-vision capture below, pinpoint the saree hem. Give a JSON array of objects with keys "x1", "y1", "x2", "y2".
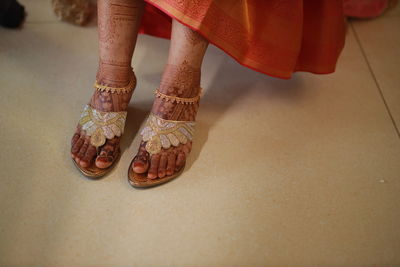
[{"x1": 141, "y1": 0, "x2": 345, "y2": 79}]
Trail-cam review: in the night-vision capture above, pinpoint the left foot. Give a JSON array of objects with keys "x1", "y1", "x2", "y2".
[
  {"x1": 131, "y1": 62, "x2": 201, "y2": 179},
  {"x1": 71, "y1": 72, "x2": 135, "y2": 170}
]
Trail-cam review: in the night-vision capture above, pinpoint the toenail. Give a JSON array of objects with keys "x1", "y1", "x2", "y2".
[
  {"x1": 148, "y1": 173, "x2": 157, "y2": 179},
  {"x1": 134, "y1": 162, "x2": 144, "y2": 167},
  {"x1": 97, "y1": 156, "x2": 113, "y2": 162}
]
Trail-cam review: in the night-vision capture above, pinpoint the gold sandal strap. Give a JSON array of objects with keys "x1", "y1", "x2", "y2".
[
  {"x1": 140, "y1": 113, "x2": 195, "y2": 155},
  {"x1": 79, "y1": 105, "x2": 127, "y2": 148},
  {"x1": 94, "y1": 72, "x2": 136, "y2": 94},
  {"x1": 154, "y1": 88, "x2": 202, "y2": 104}
]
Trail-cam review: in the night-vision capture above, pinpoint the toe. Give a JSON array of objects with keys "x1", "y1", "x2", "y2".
[
  {"x1": 132, "y1": 155, "x2": 149, "y2": 173},
  {"x1": 95, "y1": 155, "x2": 113, "y2": 169},
  {"x1": 175, "y1": 152, "x2": 186, "y2": 171},
  {"x1": 158, "y1": 153, "x2": 168, "y2": 178},
  {"x1": 71, "y1": 132, "x2": 80, "y2": 147},
  {"x1": 132, "y1": 141, "x2": 150, "y2": 173},
  {"x1": 71, "y1": 125, "x2": 82, "y2": 146},
  {"x1": 95, "y1": 138, "x2": 119, "y2": 169},
  {"x1": 147, "y1": 154, "x2": 160, "y2": 179},
  {"x1": 182, "y1": 142, "x2": 192, "y2": 156},
  {"x1": 71, "y1": 135, "x2": 85, "y2": 157},
  {"x1": 166, "y1": 152, "x2": 176, "y2": 176},
  {"x1": 78, "y1": 138, "x2": 90, "y2": 167},
  {"x1": 80, "y1": 144, "x2": 97, "y2": 168}
]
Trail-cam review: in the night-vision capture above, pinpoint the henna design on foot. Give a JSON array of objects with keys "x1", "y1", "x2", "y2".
[{"x1": 132, "y1": 63, "x2": 200, "y2": 179}]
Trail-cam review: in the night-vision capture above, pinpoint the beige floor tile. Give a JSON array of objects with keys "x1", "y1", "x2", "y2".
[
  {"x1": 20, "y1": 0, "x2": 58, "y2": 23},
  {"x1": 352, "y1": 17, "x2": 400, "y2": 133},
  {"x1": 1, "y1": 19, "x2": 400, "y2": 267},
  {"x1": 385, "y1": 0, "x2": 400, "y2": 17}
]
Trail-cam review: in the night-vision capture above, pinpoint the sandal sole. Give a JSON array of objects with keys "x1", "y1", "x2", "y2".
[
  {"x1": 72, "y1": 149, "x2": 121, "y2": 179},
  {"x1": 127, "y1": 157, "x2": 184, "y2": 188}
]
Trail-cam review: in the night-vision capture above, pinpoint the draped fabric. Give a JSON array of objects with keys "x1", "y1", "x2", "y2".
[
  {"x1": 344, "y1": 0, "x2": 389, "y2": 18},
  {"x1": 139, "y1": 0, "x2": 346, "y2": 79}
]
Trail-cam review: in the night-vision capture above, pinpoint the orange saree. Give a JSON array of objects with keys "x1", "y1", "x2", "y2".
[{"x1": 139, "y1": 0, "x2": 346, "y2": 79}]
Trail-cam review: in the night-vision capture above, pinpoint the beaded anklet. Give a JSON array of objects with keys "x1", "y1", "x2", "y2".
[
  {"x1": 94, "y1": 72, "x2": 136, "y2": 94},
  {"x1": 154, "y1": 88, "x2": 202, "y2": 105}
]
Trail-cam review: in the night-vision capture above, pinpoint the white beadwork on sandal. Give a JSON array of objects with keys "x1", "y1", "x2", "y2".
[
  {"x1": 140, "y1": 113, "x2": 195, "y2": 155},
  {"x1": 79, "y1": 105, "x2": 127, "y2": 148}
]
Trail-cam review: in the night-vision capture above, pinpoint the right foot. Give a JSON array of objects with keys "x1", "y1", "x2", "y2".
[
  {"x1": 131, "y1": 62, "x2": 200, "y2": 179},
  {"x1": 71, "y1": 72, "x2": 135, "y2": 169}
]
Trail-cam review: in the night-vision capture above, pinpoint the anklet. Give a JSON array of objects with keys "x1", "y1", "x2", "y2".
[
  {"x1": 154, "y1": 88, "x2": 202, "y2": 104},
  {"x1": 94, "y1": 73, "x2": 136, "y2": 94}
]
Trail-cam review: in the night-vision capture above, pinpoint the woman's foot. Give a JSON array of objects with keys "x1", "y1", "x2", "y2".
[
  {"x1": 131, "y1": 62, "x2": 200, "y2": 179},
  {"x1": 71, "y1": 73, "x2": 135, "y2": 169}
]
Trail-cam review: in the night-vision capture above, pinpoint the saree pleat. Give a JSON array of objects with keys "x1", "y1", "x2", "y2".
[{"x1": 139, "y1": 0, "x2": 346, "y2": 79}]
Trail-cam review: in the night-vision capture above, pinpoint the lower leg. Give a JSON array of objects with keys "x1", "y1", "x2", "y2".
[
  {"x1": 96, "y1": 0, "x2": 144, "y2": 88},
  {"x1": 132, "y1": 19, "x2": 209, "y2": 178},
  {"x1": 93, "y1": 0, "x2": 145, "y2": 111},
  {"x1": 71, "y1": 0, "x2": 145, "y2": 169},
  {"x1": 158, "y1": 19, "x2": 208, "y2": 105}
]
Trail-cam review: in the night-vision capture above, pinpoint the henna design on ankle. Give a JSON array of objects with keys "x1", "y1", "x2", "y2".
[
  {"x1": 159, "y1": 61, "x2": 201, "y2": 96},
  {"x1": 152, "y1": 62, "x2": 201, "y2": 122},
  {"x1": 97, "y1": 61, "x2": 133, "y2": 86},
  {"x1": 90, "y1": 89, "x2": 133, "y2": 112},
  {"x1": 183, "y1": 26, "x2": 205, "y2": 46}
]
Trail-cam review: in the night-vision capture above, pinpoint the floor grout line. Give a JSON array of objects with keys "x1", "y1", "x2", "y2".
[{"x1": 350, "y1": 21, "x2": 400, "y2": 139}]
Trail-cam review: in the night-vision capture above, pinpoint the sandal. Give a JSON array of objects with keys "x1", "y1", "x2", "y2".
[
  {"x1": 128, "y1": 88, "x2": 200, "y2": 188},
  {"x1": 72, "y1": 73, "x2": 136, "y2": 179}
]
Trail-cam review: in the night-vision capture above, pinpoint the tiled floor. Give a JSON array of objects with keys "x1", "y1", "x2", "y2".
[{"x1": 1, "y1": 2, "x2": 399, "y2": 266}]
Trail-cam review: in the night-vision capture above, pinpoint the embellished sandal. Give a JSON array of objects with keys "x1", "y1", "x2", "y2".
[
  {"x1": 72, "y1": 73, "x2": 136, "y2": 178},
  {"x1": 128, "y1": 88, "x2": 200, "y2": 188}
]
